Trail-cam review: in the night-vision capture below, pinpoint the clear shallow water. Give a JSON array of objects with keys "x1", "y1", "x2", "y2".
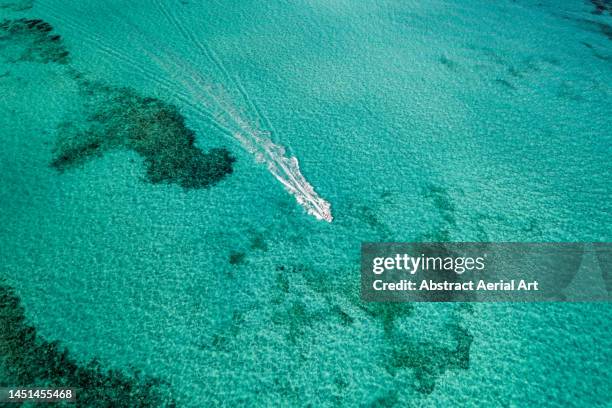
[{"x1": 0, "y1": 0, "x2": 611, "y2": 406}]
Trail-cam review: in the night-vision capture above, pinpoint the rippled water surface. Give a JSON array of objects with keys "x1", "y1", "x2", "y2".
[{"x1": 1, "y1": 0, "x2": 611, "y2": 406}]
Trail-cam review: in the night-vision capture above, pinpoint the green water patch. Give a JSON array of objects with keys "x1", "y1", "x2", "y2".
[
  {"x1": 0, "y1": 18, "x2": 69, "y2": 64},
  {"x1": 51, "y1": 81, "x2": 235, "y2": 189},
  {"x1": 0, "y1": 0, "x2": 33, "y2": 12},
  {"x1": 0, "y1": 280, "x2": 175, "y2": 407}
]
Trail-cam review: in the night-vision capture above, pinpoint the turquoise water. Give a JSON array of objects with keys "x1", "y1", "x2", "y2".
[{"x1": 1, "y1": 0, "x2": 611, "y2": 406}]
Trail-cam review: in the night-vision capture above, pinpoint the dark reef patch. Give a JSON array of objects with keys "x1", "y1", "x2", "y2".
[
  {"x1": 249, "y1": 231, "x2": 268, "y2": 252},
  {"x1": 206, "y1": 310, "x2": 245, "y2": 353},
  {"x1": 331, "y1": 305, "x2": 354, "y2": 326},
  {"x1": 566, "y1": 16, "x2": 612, "y2": 40},
  {"x1": 557, "y1": 81, "x2": 586, "y2": 101},
  {"x1": 507, "y1": 59, "x2": 541, "y2": 79},
  {"x1": 346, "y1": 202, "x2": 392, "y2": 239},
  {"x1": 274, "y1": 263, "x2": 338, "y2": 297},
  {"x1": 271, "y1": 300, "x2": 319, "y2": 344},
  {"x1": 227, "y1": 230, "x2": 268, "y2": 266},
  {"x1": 466, "y1": 45, "x2": 564, "y2": 91},
  {"x1": 419, "y1": 183, "x2": 457, "y2": 242},
  {"x1": 439, "y1": 55, "x2": 458, "y2": 70},
  {"x1": 211, "y1": 254, "x2": 474, "y2": 398},
  {"x1": 494, "y1": 78, "x2": 517, "y2": 90},
  {"x1": 360, "y1": 303, "x2": 414, "y2": 337},
  {"x1": 0, "y1": 18, "x2": 69, "y2": 64},
  {"x1": 270, "y1": 263, "x2": 473, "y2": 395},
  {"x1": 348, "y1": 185, "x2": 475, "y2": 395},
  {"x1": 268, "y1": 265, "x2": 331, "y2": 345},
  {"x1": 51, "y1": 83, "x2": 235, "y2": 189},
  {"x1": 228, "y1": 251, "x2": 246, "y2": 265},
  {"x1": 1, "y1": 16, "x2": 234, "y2": 189},
  {"x1": 366, "y1": 390, "x2": 399, "y2": 408},
  {"x1": 0, "y1": 280, "x2": 175, "y2": 407},
  {"x1": 388, "y1": 319, "x2": 473, "y2": 394},
  {"x1": 580, "y1": 40, "x2": 612, "y2": 62},
  {"x1": 590, "y1": 0, "x2": 612, "y2": 15}
]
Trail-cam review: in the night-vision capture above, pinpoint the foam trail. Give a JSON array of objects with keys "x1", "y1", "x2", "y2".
[
  {"x1": 227, "y1": 118, "x2": 333, "y2": 223},
  {"x1": 135, "y1": 4, "x2": 333, "y2": 222},
  {"x1": 38, "y1": 0, "x2": 333, "y2": 222},
  {"x1": 143, "y1": 47, "x2": 333, "y2": 222},
  {"x1": 255, "y1": 141, "x2": 333, "y2": 222}
]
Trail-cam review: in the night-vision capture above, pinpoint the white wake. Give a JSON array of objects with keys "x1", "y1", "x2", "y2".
[{"x1": 38, "y1": 1, "x2": 334, "y2": 223}]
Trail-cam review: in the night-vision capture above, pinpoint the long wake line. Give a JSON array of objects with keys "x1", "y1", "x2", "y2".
[{"x1": 39, "y1": 1, "x2": 333, "y2": 222}]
